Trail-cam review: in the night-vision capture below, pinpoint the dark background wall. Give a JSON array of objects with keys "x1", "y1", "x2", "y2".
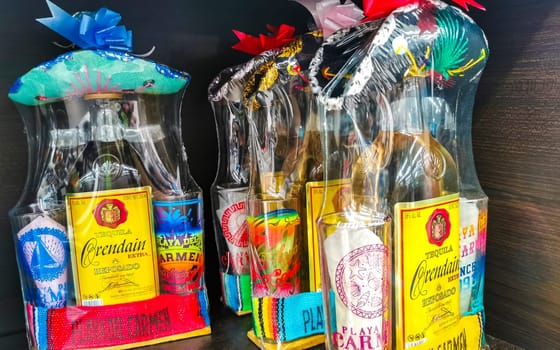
[
  {"x1": 0, "y1": 1, "x2": 558, "y2": 349},
  {"x1": 471, "y1": 1, "x2": 560, "y2": 348}
]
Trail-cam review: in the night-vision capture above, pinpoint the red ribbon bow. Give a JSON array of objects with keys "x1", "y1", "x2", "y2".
[
  {"x1": 363, "y1": 0, "x2": 485, "y2": 20},
  {"x1": 232, "y1": 24, "x2": 297, "y2": 56}
]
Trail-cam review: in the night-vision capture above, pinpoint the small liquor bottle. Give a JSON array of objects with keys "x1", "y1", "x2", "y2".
[
  {"x1": 126, "y1": 94, "x2": 206, "y2": 297},
  {"x1": 209, "y1": 62, "x2": 258, "y2": 314},
  {"x1": 244, "y1": 32, "x2": 327, "y2": 348},
  {"x1": 456, "y1": 88, "x2": 489, "y2": 317}
]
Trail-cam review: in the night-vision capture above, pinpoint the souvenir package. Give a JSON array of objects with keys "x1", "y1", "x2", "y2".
[
  {"x1": 317, "y1": 0, "x2": 489, "y2": 349},
  {"x1": 208, "y1": 4, "x2": 377, "y2": 342},
  {"x1": 217, "y1": 4, "x2": 385, "y2": 346},
  {"x1": 8, "y1": 3, "x2": 210, "y2": 349},
  {"x1": 208, "y1": 52, "x2": 280, "y2": 316}
]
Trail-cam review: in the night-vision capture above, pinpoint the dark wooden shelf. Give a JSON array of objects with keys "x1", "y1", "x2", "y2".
[{"x1": 486, "y1": 336, "x2": 524, "y2": 350}]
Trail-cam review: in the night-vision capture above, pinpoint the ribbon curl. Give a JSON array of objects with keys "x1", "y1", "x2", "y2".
[
  {"x1": 232, "y1": 24, "x2": 296, "y2": 56},
  {"x1": 292, "y1": 0, "x2": 484, "y2": 40},
  {"x1": 292, "y1": 0, "x2": 364, "y2": 37},
  {"x1": 37, "y1": 0, "x2": 133, "y2": 52}
]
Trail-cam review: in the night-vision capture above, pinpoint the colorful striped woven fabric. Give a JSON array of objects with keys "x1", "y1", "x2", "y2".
[
  {"x1": 251, "y1": 291, "x2": 331, "y2": 342},
  {"x1": 221, "y1": 272, "x2": 252, "y2": 314}
]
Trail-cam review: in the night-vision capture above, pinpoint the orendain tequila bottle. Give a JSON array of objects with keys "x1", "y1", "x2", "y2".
[
  {"x1": 66, "y1": 93, "x2": 160, "y2": 306},
  {"x1": 370, "y1": 77, "x2": 461, "y2": 349}
]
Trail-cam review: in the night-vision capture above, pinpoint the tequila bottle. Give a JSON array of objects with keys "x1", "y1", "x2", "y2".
[
  {"x1": 286, "y1": 98, "x2": 327, "y2": 291},
  {"x1": 365, "y1": 77, "x2": 460, "y2": 349},
  {"x1": 65, "y1": 93, "x2": 160, "y2": 306}
]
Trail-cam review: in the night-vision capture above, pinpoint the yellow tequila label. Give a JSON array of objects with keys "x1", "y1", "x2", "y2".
[
  {"x1": 420, "y1": 314, "x2": 484, "y2": 350},
  {"x1": 306, "y1": 179, "x2": 351, "y2": 291},
  {"x1": 394, "y1": 194, "x2": 460, "y2": 349},
  {"x1": 66, "y1": 186, "x2": 159, "y2": 306}
]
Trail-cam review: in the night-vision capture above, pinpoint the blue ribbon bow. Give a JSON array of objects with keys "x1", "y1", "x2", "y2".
[{"x1": 37, "y1": 0, "x2": 133, "y2": 52}]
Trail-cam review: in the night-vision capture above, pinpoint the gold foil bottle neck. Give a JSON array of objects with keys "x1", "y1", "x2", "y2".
[{"x1": 84, "y1": 92, "x2": 124, "y2": 100}]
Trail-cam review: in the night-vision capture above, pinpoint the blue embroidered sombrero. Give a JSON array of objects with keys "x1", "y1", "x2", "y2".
[{"x1": 9, "y1": 49, "x2": 189, "y2": 106}]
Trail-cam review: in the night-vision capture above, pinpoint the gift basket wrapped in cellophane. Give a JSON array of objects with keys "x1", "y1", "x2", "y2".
[
  {"x1": 8, "y1": 3, "x2": 211, "y2": 349},
  {"x1": 316, "y1": 0, "x2": 490, "y2": 349}
]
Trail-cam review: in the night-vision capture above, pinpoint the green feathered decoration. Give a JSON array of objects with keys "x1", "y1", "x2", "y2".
[{"x1": 431, "y1": 10, "x2": 469, "y2": 80}]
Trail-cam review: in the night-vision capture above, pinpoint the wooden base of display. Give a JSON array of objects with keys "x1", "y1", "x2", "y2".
[{"x1": 233, "y1": 310, "x2": 252, "y2": 316}]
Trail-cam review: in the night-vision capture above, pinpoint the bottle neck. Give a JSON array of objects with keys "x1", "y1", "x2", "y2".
[
  {"x1": 386, "y1": 77, "x2": 427, "y2": 134},
  {"x1": 212, "y1": 99, "x2": 249, "y2": 186},
  {"x1": 455, "y1": 84, "x2": 486, "y2": 197},
  {"x1": 90, "y1": 99, "x2": 125, "y2": 142}
]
